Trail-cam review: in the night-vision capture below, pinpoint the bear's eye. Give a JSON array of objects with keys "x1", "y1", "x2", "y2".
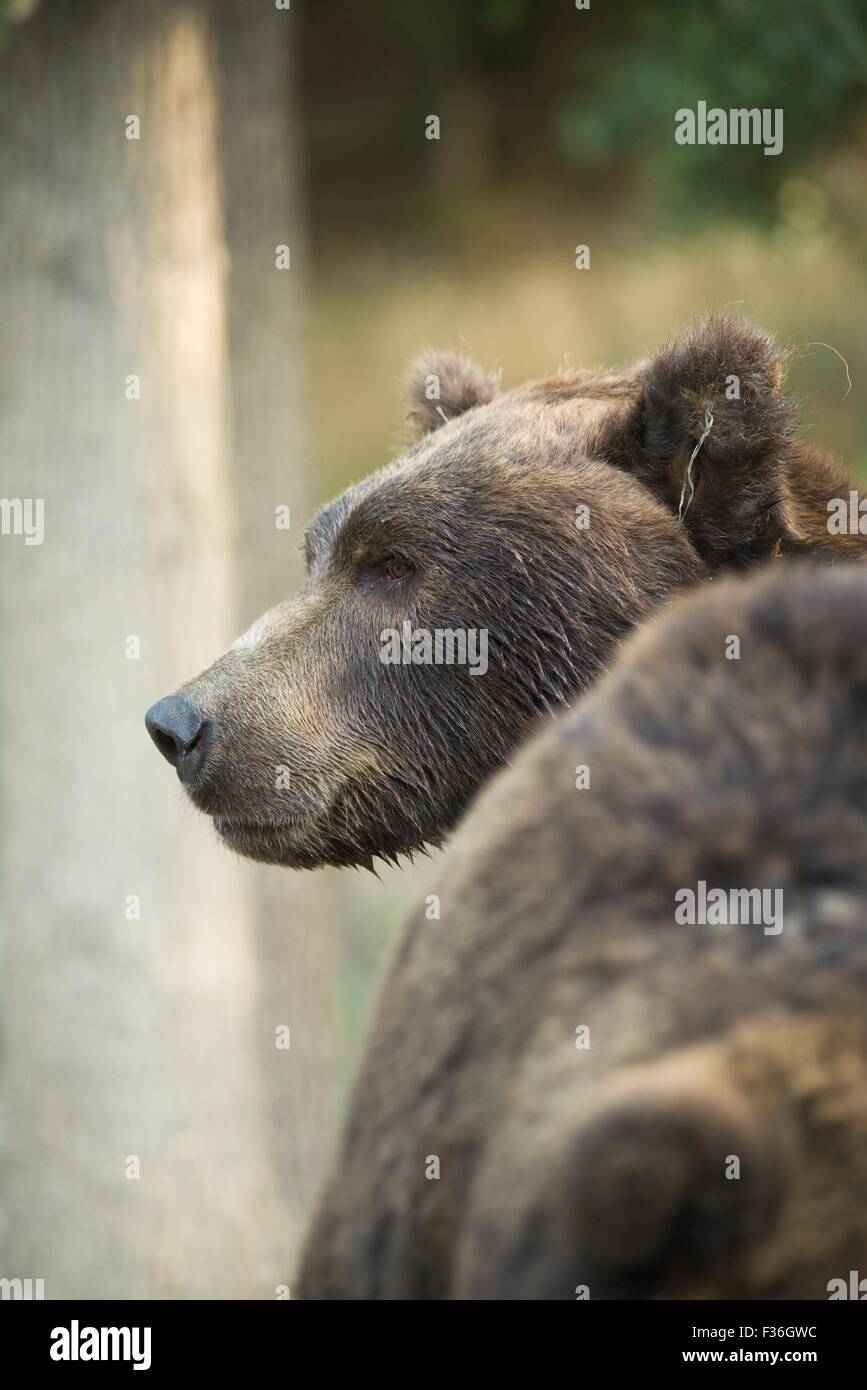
[{"x1": 382, "y1": 555, "x2": 413, "y2": 581}]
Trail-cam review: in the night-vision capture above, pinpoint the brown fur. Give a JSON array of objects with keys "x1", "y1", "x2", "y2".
[
  {"x1": 299, "y1": 563, "x2": 867, "y2": 1298},
  {"x1": 147, "y1": 316, "x2": 862, "y2": 870}
]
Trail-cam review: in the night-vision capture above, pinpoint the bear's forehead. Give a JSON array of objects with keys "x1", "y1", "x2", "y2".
[{"x1": 303, "y1": 391, "x2": 638, "y2": 567}]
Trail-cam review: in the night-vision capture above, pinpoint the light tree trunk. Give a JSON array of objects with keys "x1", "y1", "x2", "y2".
[
  {"x1": 0, "y1": 0, "x2": 338, "y2": 1298},
  {"x1": 210, "y1": 0, "x2": 342, "y2": 1240}
]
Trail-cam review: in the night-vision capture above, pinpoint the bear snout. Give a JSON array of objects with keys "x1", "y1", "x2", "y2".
[{"x1": 145, "y1": 694, "x2": 213, "y2": 787}]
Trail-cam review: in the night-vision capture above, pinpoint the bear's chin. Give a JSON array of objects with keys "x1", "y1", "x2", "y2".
[
  {"x1": 212, "y1": 815, "x2": 408, "y2": 871},
  {"x1": 213, "y1": 817, "x2": 330, "y2": 869}
]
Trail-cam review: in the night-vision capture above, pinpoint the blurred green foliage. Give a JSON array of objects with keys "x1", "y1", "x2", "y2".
[
  {"x1": 303, "y1": 0, "x2": 867, "y2": 239},
  {"x1": 557, "y1": 0, "x2": 867, "y2": 227}
]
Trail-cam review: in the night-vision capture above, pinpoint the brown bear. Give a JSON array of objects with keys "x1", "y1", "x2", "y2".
[
  {"x1": 297, "y1": 561, "x2": 867, "y2": 1299},
  {"x1": 145, "y1": 315, "x2": 862, "y2": 869}
]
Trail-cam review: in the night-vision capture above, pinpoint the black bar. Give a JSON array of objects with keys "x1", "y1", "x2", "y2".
[{"x1": 3, "y1": 1299, "x2": 864, "y2": 1375}]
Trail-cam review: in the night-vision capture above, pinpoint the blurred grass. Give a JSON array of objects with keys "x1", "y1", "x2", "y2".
[
  {"x1": 328, "y1": 864, "x2": 433, "y2": 1097},
  {"x1": 310, "y1": 221, "x2": 867, "y2": 503}
]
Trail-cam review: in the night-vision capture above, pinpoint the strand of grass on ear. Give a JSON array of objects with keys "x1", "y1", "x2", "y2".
[
  {"x1": 797, "y1": 340, "x2": 852, "y2": 400},
  {"x1": 678, "y1": 408, "x2": 714, "y2": 523}
]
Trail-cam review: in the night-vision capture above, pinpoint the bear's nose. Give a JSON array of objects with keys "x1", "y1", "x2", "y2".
[{"x1": 145, "y1": 695, "x2": 212, "y2": 784}]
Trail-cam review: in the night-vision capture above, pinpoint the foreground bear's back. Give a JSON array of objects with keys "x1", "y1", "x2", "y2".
[{"x1": 298, "y1": 562, "x2": 867, "y2": 1299}]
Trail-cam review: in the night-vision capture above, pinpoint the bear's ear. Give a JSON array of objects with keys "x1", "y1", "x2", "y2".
[
  {"x1": 405, "y1": 350, "x2": 499, "y2": 437},
  {"x1": 607, "y1": 315, "x2": 803, "y2": 570}
]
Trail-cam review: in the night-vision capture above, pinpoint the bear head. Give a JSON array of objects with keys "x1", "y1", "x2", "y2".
[{"x1": 145, "y1": 315, "x2": 856, "y2": 868}]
